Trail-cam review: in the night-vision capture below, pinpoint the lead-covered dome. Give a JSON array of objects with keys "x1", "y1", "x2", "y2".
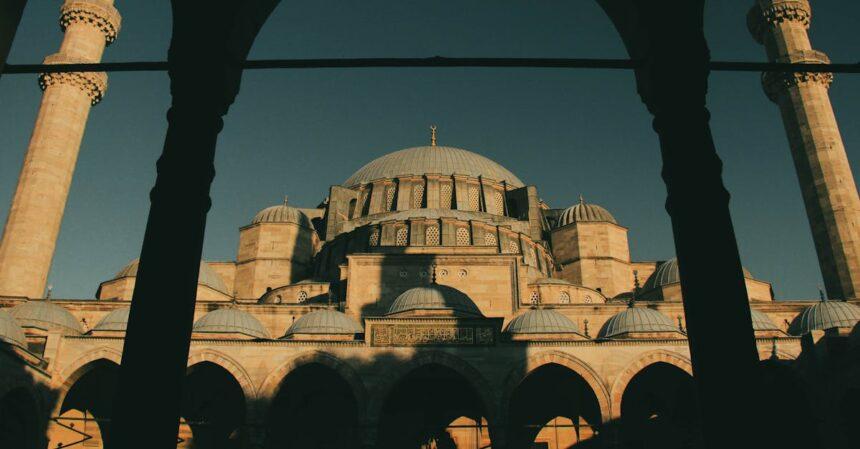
[
  {"x1": 10, "y1": 301, "x2": 82, "y2": 335},
  {"x1": 599, "y1": 307, "x2": 681, "y2": 338},
  {"x1": 388, "y1": 284, "x2": 482, "y2": 317},
  {"x1": 284, "y1": 309, "x2": 363, "y2": 336},
  {"x1": 193, "y1": 308, "x2": 269, "y2": 339},
  {"x1": 343, "y1": 145, "x2": 524, "y2": 187},
  {"x1": 642, "y1": 257, "x2": 753, "y2": 291},
  {"x1": 93, "y1": 307, "x2": 130, "y2": 332},
  {"x1": 252, "y1": 202, "x2": 313, "y2": 228},
  {"x1": 557, "y1": 197, "x2": 617, "y2": 227},
  {"x1": 113, "y1": 259, "x2": 228, "y2": 295},
  {"x1": 506, "y1": 309, "x2": 582, "y2": 334},
  {"x1": 750, "y1": 309, "x2": 779, "y2": 331},
  {"x1": 790, "y1": 300, "x2": 860, "y2": 335},
  {"x1": 0, "y1": 309, "x2": 27, "y2": 347}
]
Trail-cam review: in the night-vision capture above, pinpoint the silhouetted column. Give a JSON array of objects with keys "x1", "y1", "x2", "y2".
[
  {"x1": 109, "y1": 1, "x2": 277, "y2": 448},
  {"x1": 636, "y1": 1, "x2": 763, "y2": 448}
]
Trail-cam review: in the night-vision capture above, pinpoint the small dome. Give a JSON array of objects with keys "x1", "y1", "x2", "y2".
[
  {"x1": 599, "y1": 307, "x2": 680, "y2": 339},
  {"x1": 388, "y1": 284, "x2": 482, "y2": 317},
  {"x1": 0, "y1": 309, "x2": 27, "y2": 347},
  {"x1": 750, "y1": 309, "x2": 779, "y2": 331},
  {"x1": 557, "y1": 197, "x2": 617, "y2": 227},
  {"x1": 193, "y1": 308, "x2": 269, "y2": 339},
  {"x1": 252, "y1": 202, "x2": 313, "y2": 228},
  {"x1": 344, "y1": 145, "x2": 524, "y2": 188},
  {"x1": 93, "y1": 307, "x2": 130, "y2": 332},
  {"x1": 284, "y1": 309, "x2": 363, "y2": 336},
  {"x1": 113, "y1": 259, "x2": 228, "y2": 294},
  {"x1": 642, "y1": 257, "x2": 752, "y2": 291},
  {"x1": 10, "y1": 301, "x2": 82, "y2": 335},
  {"x1": 506, "y1": 309, "x2": 581, "y2": 334},
  {"x1": 790, "y1": 300, "x2": 860, "y2": 335}
]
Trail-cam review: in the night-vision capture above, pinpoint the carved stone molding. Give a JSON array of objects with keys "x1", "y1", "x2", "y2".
[
  {"x1": 761, "y1": 50, "x2": 832, "y2": 102},
  {"x1": 747, "y1": 0, "x2": 811, "y2": 43},
  {"x1": 60, "y1": 0, "x2": 122, "y2": 44},
  {"x1": 39, "y1": 53, "x2": 108, "y2": 105}
]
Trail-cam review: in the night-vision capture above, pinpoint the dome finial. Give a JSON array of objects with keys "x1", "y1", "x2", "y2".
[
  {"x1": 430, "y1": 125, "x2": 437, "y2": 146},
  {"x1": 819, "y1": 287, "x2": 826, "y2": 301},
  {"x1": 579, "y1": 194, "x2": 585, "y2": 205},
  {"x1": 283, "y1": 195, "x2": 289, "y2": 207}
]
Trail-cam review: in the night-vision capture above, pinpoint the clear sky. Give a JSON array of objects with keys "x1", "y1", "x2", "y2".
[{"x1": 0, "y1": 1, "x2": 858, "y2": 299}]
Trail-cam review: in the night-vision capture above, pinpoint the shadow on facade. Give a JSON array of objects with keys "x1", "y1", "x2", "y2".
[{"x1": 0, "y1": 346, "x2": 57, "y2": 449}]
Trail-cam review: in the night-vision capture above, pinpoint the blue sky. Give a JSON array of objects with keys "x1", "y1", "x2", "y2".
[{"x1": 0, "y1": 1, "x2": 858, "y2": 299}]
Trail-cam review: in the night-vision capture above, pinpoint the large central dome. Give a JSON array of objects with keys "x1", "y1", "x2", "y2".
[{"x1": 343, "y1": 145, "x2": 524, "y2": 188}]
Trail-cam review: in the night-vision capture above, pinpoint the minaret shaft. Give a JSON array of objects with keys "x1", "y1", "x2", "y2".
[
  {"x1": 0, "y1": 1, "x2": 120, "y2": 298},
  {"x1": 749, "y1": 0, "x2": 860, "y2": 299}
]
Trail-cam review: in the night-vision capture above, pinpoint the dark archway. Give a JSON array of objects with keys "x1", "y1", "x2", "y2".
[
  {"x1": 507, "y1": 363, "x2": 602, "y2": 448},
  {"x1": 378, "y1": 363, "x2": 490, "y2": 449},
  {"x1": 264, "y1": 362, "x2": 359, "y2": 449},
  {"x1": 58, "y1": 359, "x2": 119, "y2": 448},
  {"x1": 0, "y1": 386, "x2": 41, "y2": 449},
  {"x1": 619, "y1": 362, "x2": 701, "y2": 449},
  {"x1": 181, "y1": 361, "x2": 247, "y2": 449},
  {"x1": 756, "y1": 360, "x2": 819, "y2": 449}
]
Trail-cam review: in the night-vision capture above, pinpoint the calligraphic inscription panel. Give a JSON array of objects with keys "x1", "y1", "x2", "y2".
[{"x1": 372, "y1": 324, "x2": 495, "y2": 346}]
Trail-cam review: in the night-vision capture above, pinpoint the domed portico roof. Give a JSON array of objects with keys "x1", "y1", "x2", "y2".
[
  {"x1": 10, "y1": 301, "x2": 83, "y2": 335},
  {"x1": 557, "y1": 196, "x2": 617, "y2": 227},
  {"x1": 193, "y1": 308, "x2": 269, "y2": 339},
  {"x1": 251, "y1": 199, "x2": 313, "y2": 228},
  {"x1": 387, "y1": 284, "x2": 482, "y2": 317},
  {"x1": 344, "y1": 145, "x2": 524, "y2": 187},
  {"x1": 113, "y1": 259, "x2": 229, "y2": 294},
  {"x1": 0, "y1": 309, "x2": 27, "y2": 347},
  {"x1": 93, "y1": 307, "x2": 130, "y2": 332},
  {"x1": 284, "y1": 309, "x2": 363, "y2": 336},
  {"x1": 599, "y1": 306, "x2": 681, "y2": 339},
  {"x1": 642, "y1": 257, "x2": 753, "y2": 291},
  {"x1": 505, "y1": 308, "x2": 581, "y2": 334},
  {"x1": 790, "y1": 300, "x2": 860, "y2": 335}
]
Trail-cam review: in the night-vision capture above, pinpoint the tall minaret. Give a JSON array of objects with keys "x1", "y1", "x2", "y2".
[
  {"x1": 748, "y1": 0, "x2": 860, "y2": 299},
  {"x1": 0, "y1": 0, "x2": 120, "y2": 298}
]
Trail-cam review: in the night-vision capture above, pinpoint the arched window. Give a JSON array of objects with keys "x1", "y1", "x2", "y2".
[
  {"x1": 426, "y1": 225, "x2": 440, "y2": 246},
  {"x1": 507, "y1": 240, "x2": 519, "y2": 254},
  {"x1": 412, "y1": 182, "x2": 425, "y2": 209},
  {"x1": 348, "y1": 198, "x2": 357, "y2": 219},
  {"x1": 395, "y1": 227, "x2": 408, "y2": 246},
  {"x1": 456, "y1": 228, "x2": 470, "y2": 246},
  {"x1": 385, "y1": 185, "x2": 396, "y2": 211},
  {"x1": 468, "y1": 186, "x2": 480, "y2": 211},
  {"x1": 440, "y1": 183, "x2": 453, "y2": 209},
  {"x1": 297, "y1": 291, "x2": 308, "y2": 302},
  {"x1": 368, "y1": 228, "x2": 380, "y2": 246},
  {"x1": 529, "y1": 290, "x2": 540, "y2": 304},
  {"x1": 493, "y1": 190, "x2": 505, "y2": 215},
  {"x1": 559, "y1": 291, "x2": 571, "y2": 304},
  {"x1": 484, "y1": 231, "x2": 497, "y2": 246}
]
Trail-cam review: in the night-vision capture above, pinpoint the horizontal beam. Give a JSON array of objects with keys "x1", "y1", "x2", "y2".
[{"x1": 3, "y1": 56, "x2": 858, "y2": 74}]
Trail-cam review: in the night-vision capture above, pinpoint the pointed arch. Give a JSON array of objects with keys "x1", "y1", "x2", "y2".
[
  {"x1": 609, "y1": 349, "x2": 692, "y2": 419},
  {"x1": 187, "y1": 349, "x2": 256, "y2": 402}
]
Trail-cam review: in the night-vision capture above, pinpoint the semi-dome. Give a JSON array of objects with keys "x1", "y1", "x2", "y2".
[
  {"x1": 750, "y1": 309, "x2": 779, "y2": 331},
  {"x1": 284, "y1": 309, "x2": 363, "y2": 336},
  {"x1": 790, "y1": 300, "x2": 860, "y2": 335},
  {"x1": 387, "y1": 284, "x2": 482, "y2": 317},
  {"x1": 506, "y1": 308, "x2": 581, "y2": 334},
  {"x1": 599, "y1": 307, "x2": 681, "y2": 338},
  {"x1": 0, "y1": 309, "x2": 27, "y2": 347},
  {"x1": 193, "y1": 308, "x2": 269, "y2": 339},
  {"x1": 113, "y1": 259, "x2": 228, "y2": 294},
  {"x1": 642, "y1": 257, "x2": 752, "y2": 291},
  {"x1": 10, "y1": 301, "x2": 83, "y2": 335},
  {"x1": 252, "y1": 201, "x2": 313, "y2": 228},
  {"x1": 343, "y1": 145, "x2": 524, "y2": 187},
  {"x1": 557, "y1": 197, "x2": 617, "y2": 227},
  {"x1": 93, "y1": 307, "x2": 130, "y2": 332}
]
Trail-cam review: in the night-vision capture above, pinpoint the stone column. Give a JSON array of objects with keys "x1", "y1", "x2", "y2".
[
  {"x1": 0, "y1": 0, "x2": 120, "y2": 298},
  {"x1": 748, "y1": 0, "x2": 860, "y2": 299}
]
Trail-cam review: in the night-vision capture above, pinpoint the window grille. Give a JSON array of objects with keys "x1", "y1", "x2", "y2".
[
  {"x1": 412, "y1": 182, "x2": 424, "y2": 209},
  {"x1": 468, "y1": 186, "x2": 480, "y2": 211},
  {"x1": 559, "y1": 291, "x2": 571, "y2": 304},
  {"x1": 385, "y1": 185, "x2": 396, "y2": 211},
  {"x1": 493, "y1": 190, "x2": 505, "y2": 215},
  {"x1": 507, "y1": 240, "x2": 519, "y2": 254},
  {"x1": 456, "y1": 227, "x2": 470, "y2": 246},
  {"x1": 440, "y1": 183, "x2": 453, "y2": 209},
  {"x1": 395, "y1": 227, "x2": 408, "y2": 246},
  {"x1": 358, "y1": 190, "x2": 369, "y2": 217},
  {"x1": 426, "y1": 225, "x2": 440, "y2": 245},
  {"x1": 297, "y1": 291, "x2": 308, "y2": 302},
  {"x1": 484, "y1": 231, "x2": 497, "y2": 246},
  {"x1": 369, "y1": 228, "x2": 380, "y2": 246},
  {"x1": 529, "y1": 290, "x2": 540, "y2": 304}
]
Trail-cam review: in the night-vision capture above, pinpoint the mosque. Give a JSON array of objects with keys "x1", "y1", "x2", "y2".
[{"x1": 1, "y1": 1, "x2": 860, "y2": 449}]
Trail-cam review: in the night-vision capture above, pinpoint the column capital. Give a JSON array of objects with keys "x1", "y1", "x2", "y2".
[
  {"x1": 761, "y1": 50, "x2": 832, "y2": 102},
  {"x1": 38, "y1": 53, "x2": 108, "y2": 105},
  {"x1": 747, "y1": 0, "x2": 811, "y2": 43},
  {"x1": 60, "y1": 0, "x2": 122, "y2": 45}
]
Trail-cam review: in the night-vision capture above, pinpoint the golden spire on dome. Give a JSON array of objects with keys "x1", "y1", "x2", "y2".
[{"x1": 430, "y1": 125, "x2": 437, "y2": 146}]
